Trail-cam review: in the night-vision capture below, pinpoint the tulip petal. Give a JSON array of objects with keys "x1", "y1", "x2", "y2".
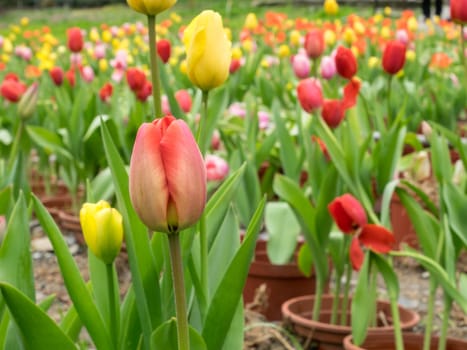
[
  {"x1": 328, "y1": 194, "x2": 367, "y2": 233},
  {"x1": 350, "y1": 236, "x2": 364, "y2": 271},
  {"x1": 359, "y1": 224, "x2": 395, "y2": 253},
  {"x1": 129, "y1": 122, "x2": 169, "y2": 232},
  {"x1": 342, "y1": 78, "x2": 361, "y2": 110},
  {"x1": 160, "y1": 119, "x2": 206, "y2": 231}
]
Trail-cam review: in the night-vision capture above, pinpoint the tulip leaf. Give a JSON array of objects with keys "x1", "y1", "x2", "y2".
[
  {"x1": 204, "y1": 163, "x2": 245, "y2": 249},
  {"x1": 158, "y1": 61, "x2": 184, "y2": 120},
  {"x1": 297, "y1": 243, "x2": 313, "y2": 277},
  {"x1": 150, "y1": 318, "x2": 207, "y2": 350},
  {"x1": 265, "y1": 201, "x2": 301, "y2": 264},
  {"x1": 380, "y1": 179, "x2": 400, "y2": 229},
  {"x1": 119, "y1": 287, "x2": 142, "y2": 350},
  {"x1": 32, "y1": 196, "x2": 112, "y2": 349},
  {"x1": 100, "y1": 120, "x2": 162, "y2": 348},
  {"x1": 202, "y1": 196, "x2": 266, "y2": 350},
  {"x1": 373, "y1": 254, "x2": 399, "y2": 300},
  {"x1": 0, "y1": 283, "x2": 76, "y2": 350},
  {"x1": 90, "y1": 167, "x2": 115, "y2": 202},
  {"x1": 83, "y1": 114, "x2": 110, "y2": 141},
  {"x1": 441, "y1": 182, "x2": 467, "y2": 247},
  {"x1": 0, "y1": 185, "x2": 12, "y2": 215},
  {"x1": 0, "y1": 193, "x2": 34, "y2": 300},
  {"x1": 430, "y1": 133, "x2": 452, "y2": 184},
  {"x1": 60, "y1": 303, "x2": 82, "y2": 342},
  {"x1": 26, "y1": 125, "x2": 72, "y2": 160}
]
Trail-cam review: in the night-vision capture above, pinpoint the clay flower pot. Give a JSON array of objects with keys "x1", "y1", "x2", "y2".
[
  {"x1": 282, "y1": 294, "x2": 420, "y2": 350},
  {"x1": 343, "y1": 333, "x2": 467, "y2": 350}
]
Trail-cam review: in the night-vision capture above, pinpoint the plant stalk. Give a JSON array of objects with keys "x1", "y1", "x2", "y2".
[
  {"x1": 7, "y1": 120, "x2": 25, "y2": 173},
  {"x1": 423, "y1": 280, "x2": 437, "y2": 350},
  {"x1": 330, "y1": 270, "x2": 342, "y2": 325},
  {"x1": 389, "y1": 294, "x2": 404, "y2": 350},
  {"x1": 168, "y1": 233, "x2": 190, "y2": 350},
  {"x1": 196, "y1": 91, "x2": 209, "y2": 155},
  {"x1": 438, "y1": 296, "x2": 452, "y2": 350},
  {"x1": 340, "y1": 262, "x2": 352, "y2": 326},
  {"x1": 106, "y1": 263, "x2": 118, "y2": 350},
  {"x1": 312, "y1": 278, "x2": 325, "y2": 321},
  {"x1": 147, "y1": 15, "x2": 162, "y2": 118},
  {"x1": 386, "y1": 75, "x2": 393, "y2": 126}
]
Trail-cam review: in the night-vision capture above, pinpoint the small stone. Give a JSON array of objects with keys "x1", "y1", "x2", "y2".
[
  {"x1": 31, "y1": 237, "x2": 53, "y2": 252},
  {"x1": 32, "y1": 251, "x2": 42, "y2": 260},
  {"x1": 69, "y1": 244, "x2": 80, "y2": 255},
  {"x1": 421, "y1": 271, "x2": 430, "y2": 279}
]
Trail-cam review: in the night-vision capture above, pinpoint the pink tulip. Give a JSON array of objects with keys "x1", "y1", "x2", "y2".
[
  {"x1": 81, "y1": 65, "x2": 95, "y2": 83},
  {"x1": 175, "y1": 89, "x2": 192, "y2": 113},
  {"x1": 162, "y1": 95, "x2": 171, "y2": 115},
  {"x1": 297, "y1": 78, "x2": 323, "y2": 113},
  {"x1": 320, "y1": 55, "x2": 336, "y2": 80},
  {"x1": 129, "y1": 115, "x2": 207, "y2": 233},
  {"x1": 258, "y1": 110, "x2": 270, "y2": 130},
  {"x1": 292, "y1": 54, "x2": 311, "y2": 79},
  {"x1": 205, "y1": 154, "x2": 229, "y2": 181},
  {"x1": 395, "y1": 29, "x2": 409, "y2": 45}
]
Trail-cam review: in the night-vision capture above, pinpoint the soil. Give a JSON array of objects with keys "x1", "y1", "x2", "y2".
[{"x1": 30, "y1": 221, "x2": 467, "y2": 349}]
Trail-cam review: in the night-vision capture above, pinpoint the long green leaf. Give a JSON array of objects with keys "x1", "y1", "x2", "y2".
[
  {"x1": 26, "y1": 125, "x2": 72, "y2": 160},
  {"x1": 202, "y1": 196, "x2": 266, "y2": 350},
  {"x1": 0, "y1": 283, "x2": 75, "y2": 350},
  {"x1": 151, "y1": 318, "x2": 207, "y2": 350},
  {"x1": 32, "y1": 196, "x2": 112, "y2": 349},
  {"x1": 442, "y1": 182, "x2": 467, "y2": 247}
]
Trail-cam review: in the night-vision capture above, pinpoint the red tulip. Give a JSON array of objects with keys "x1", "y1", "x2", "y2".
[
  {"x1": 65, "y1": 69, "x2": 76, "y2": 87},
  {"x1": 126, "y1": 68, "x2": 147, "y2": 92},
  {"x1": 229, "y1": 59, "x2": 241, "y2": 74},
  {"x1": 0, "y1": 76, "x2": 27, "y2": 102},
  {"x1": 157, "y1": 39, "x2": 171, "y2": 64},
  {"x1": 99, "y1": 82, "x2": 113, "y2": 103},
  {"x1": 451, "y1": 0, "x2": 467, "y2": 24},
  {"x1": 342, "y1": 78, "x2": 360, "y2": 109},
  {"x1": 382, "y1": 40, "x2": 406, "y2": 75},
  {"x1": 304, "y1": 29, "x2": 325, "y2": 59},
  {"x1": 321, "y1": 99, "x2": 345, "y2": 128},
  {"x1": 49, "y1": 67, "x2": 64, "y2": 86},
  {"x1": 350, "y1": 224, "x2": 395, "y2": 271},
  {"x1": 175, "y1": 89, "x2": 192, "y2": 113},
  {"x1": 311, "y1": 135, "x2": 330, "y2": 160},
  {"x1": 297, "y1": 78, "x2": 323, "y2": 113},
  {"x1": 136, "y1": 80, "x2": 152, "y2": 102},
  {"x1": 335, "y1": 46, "x2": 357, "y2": 79},
  {"x1": 328, "y1": 194, "x2": 367, "y2": 234},
  {"x1": 67, "y1": 27, "x2": 84, "y2": 53},
  {"x1": 129, "y1": 115, "x2": 206, "y2": 233}
]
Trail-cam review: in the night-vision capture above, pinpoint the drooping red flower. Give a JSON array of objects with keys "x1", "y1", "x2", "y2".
[
  {"x1": 335, "y1": 46, "x2": 358, "y2": 79},
  {"x1": 126, "y1": 68, "x2": 147, "y2": 93},
  {"x1": 175, "y1": 89, "x2": 192, "y2": 113},
  {"x1": 321, "y1": 99, "x2": 345, "y2": 128},
  {"x1": 67, "y1": 27, "x2": 84, "y2": 53},
  {"x1": 49, "y1": 67, "x2": 64, "y2": 86},
  {"x1": 157, "y1": 39, "x2": 171, "y2": 64},
  {"x1": 304, "y1": 29, "x2": 325, "y2": 59},
  {"x1": 328, "y1": 194, "x2": 367, "y2": 233},
  {"x1": 297, "y1": 78, "x2": 323, "y2": 113},
  {"x1": 382, "y1": 40, "x2": 406, "y2": 75},
  {"x1": 99, "y1": 82, "x2": 113, "y2": 103},
  {"x1": 0, "y1": 77, "x2": 27, "y2": 102},
  {"x1": 451, "y1": 0, "x2": 467, "y2": 24},
  {"x1": 342, "y1": 78, "x2": 361, "y2": 109},
  {"x1": 350, "y1": 224, "x2": 395, "y2": 271}
]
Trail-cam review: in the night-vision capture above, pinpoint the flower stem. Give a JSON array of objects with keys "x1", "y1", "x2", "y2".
[
  {"x1": 312, "y1": 278, "x2": 325, "y2": 321},
  {"x1": 196, "y1": 91, "x2": 209, "y2": 155},
  {"x1": 168, "y1": 233, "x2": 190, "y2": 350},
  {"x1": 461, "y1": 25, "x2": 467, "y2": 99},
  {"x1": 438, "y1": 296, "x2": 452, "y2": 350},
  {"x1": 330, "y1": 270, "x2": 342, "y2": 325},
  {"x1": 106, "y1": 263, "x2": 118, "y2": 350},
  {"x1": 386, "y1": 75, "x2": 393, "y2": 126},
  {"x1": 340, "y1": 262, "x2": 352, "y2": 326},
  {"x1": 7, "y1": 120, "x2": 25, "y2": 173},
  {"x1": 147, "y1": 15, "x2": 162, "y2": 118},
  {"x1": 423, "y1": 280, "x2": 437, "y2": 350},
  {"x1": 389, "y1": 294, "x2": 404, "y2": 350}
]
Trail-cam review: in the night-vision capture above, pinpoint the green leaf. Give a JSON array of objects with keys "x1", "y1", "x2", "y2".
[
  {"x1": 32, "y1": 196, "x2": 112, "y2": 349},
  {"x1": 26, "y1": 125, "x2": 72, "y2": 160},
  {"x1": 90, "y1": 167, "x2": 115, "y2": 202},
  {"x1": 265, "y1": 201, "x2": 300, "y2": 264},
  {"x1": 60, "y1": 304, "x2": 82, "y2": 342},
  {"x1": 442, "y1": 182, "x2": 467, "y2": 247},
  {"x1": 380, "y1": 179, "x2": 400, "y2": 229},
  {"x1": 373, "y1": 254, "x2": 399, "y2": 299},
  {"x1": 83, "y1": 114, "x2": 110, "y2": 141},
  {"x1": 0, "y1": 186, "x2": 12, "y2": 215},
  {"x1": 202, "y1": 196, "x2": 266, "y2": 350},
  {"x1": 150, "y1": 318, "x2": 207, "y2": 350},
  {"x1": 119, "y1": 287, "x2": 142, "y2": 350},
  {"x1": 297, "y1": 243, "x2": 313, "y2": 277},
  {"x1": 100, "y1": 120, "x2": 162, "y2": 348},
  {"x1": 0, "y1": 283, "x2": 76, "y2": 350}
]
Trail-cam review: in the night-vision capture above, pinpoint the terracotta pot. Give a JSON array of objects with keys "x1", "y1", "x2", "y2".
[
  {"x1": 40, "y1": 194, "x2": 74, "y2": 223},
  {"x1": 243, "y1": 246, "x2": 319, "y2": 321},
  {"x1": 343, "y1": 332, "x2": 467, "y2": 350},
  {"x1": 282, "y1": 294, "x2": 420, "y2": 350},
  {"x1": 58, "y1": 210, "x2": 84, "y2": 245}
]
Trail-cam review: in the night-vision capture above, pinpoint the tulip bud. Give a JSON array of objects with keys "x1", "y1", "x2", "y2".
[
  {"x1": 297, "y1": 78, "x2": 323, "y2": 113},
  {"x1": 80, "y1": 201, "x2": 123, "y2": 264},
  {"x1": 126, "y1": 67, "x2": 146, "y2": 92},
  {"x1": 175, "y1": 89, "x2": 192, "y2": 113},
  {"x1": 129, "y1": 115, "x2": 206, "y2": 233},
  {"x1": 67, "y1": 27, "x2": 83, "y2": 53},
  {"x1": 205, "y1": 154, "x2": 229, "y2": 182},
  {"x1": 99, "y1": 82, "x2": 113, "y2": 103},
  {"x1": 127, "y1": 0, "x2": 176, "y2": 16},
  {"x1": 292, "y1": 54, "x2": 311, "y2": 79},
  {"x1": 157, "y1": 39, "x2": 171, "y2": 64},
  {"x1": 18, "y1": 82, "x2": 39, "y2": 120},
  {"x1": 321, "y1": 99, "x2": 345, "y2": 128},
  {"x1": 320, "y1": 55, "x2": 336, "y2": 79},
  {"x1": 0, "y1": 76, "x2": 27, "y2": 103},
  {"x1": 410, "y1": 151, "x2": 431, "y2": 182},
  {"x1": 49, "y1": 67, "x2": 64, "y2": 86},
  {"x1": 304, "y1": 29, "x2": 325, "y2": 59},
  {"x1": 324, "y1": 0, "x2": 339, "y2": 15},
  {"x1": 244, "y1": 13, "x2": 258, "y2": 30},
  {"x1": 451, "y1": 0, "x2": 467, "y2": 24},
  {"x1": 382, "y1": 40, "x2": 406, "y2": 75},
  {"x1": 183, "y1": 10, "x2": 231, "y2": 91},
  {"x1": 335, "y1": 45, "x2": 358, "y2": 79}
]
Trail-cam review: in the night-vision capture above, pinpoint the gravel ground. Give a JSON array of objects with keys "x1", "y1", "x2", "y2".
[{"x1": 30, "y1": 223, "x2": 467, "y2": 349}]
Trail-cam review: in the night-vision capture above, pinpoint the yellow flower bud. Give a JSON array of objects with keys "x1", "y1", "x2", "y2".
[
  {"x1": 353, "y1": 21, "x2": 365, "y2": 35},
  {"x1": 99, "y1": 59, "x2": 108, "y2": 72},
  {"x1": 380, "y1": 26, "x2": 391, "y2": 39},
  {"x1": 183, "y1": 10, "x2": 231, "y2": 91},
  {"x1": 383, "y1": 6, "x2": 392, "y2": 16},
  {"x1": 406, "y1": 50, "x2": 416, "y2": 62},
  {"x1": 3, "y1": 39, "x2": 13, "y2": 53},
  {"x1": 102, "y1": 30, "x2": 112, "y2": 43},
  {"x1": 231, "y1": 47, "x2": 242, "y2": 60},
  {"x1": 289, "y1": 30, "x2": 301, "y2": 46},
  {"x1": 343, "y1": 28, "x2": 356, "y2": 45},
  {"x1": 407, "y1": 17, "x2": 418, "y2": 32},
  {"x1": 244, "y1": 13, "x2": 258, "y2": 30},
  {"x1": 170, "y1": 12, "x2": 181, "y2": 23},
  {"x1": 368, "y1": 56, "x2": 379, "y2": 68},
  {"x1": 80, "y1": 201, "x2": 123, "y2": 264},
  {"x1": 278, "y1": 44, "x2": 290, "y2": 58},
  {"x1": 90, "y1": 28, "x2": 100, "y2": 43},
  {"x1": 126, "y1": 0, "x2": 176, "y2": 16},
  {"x1": 324, "y1": 29, "x2": 336, "y2": 46},
  {"x1": 324, "y1": 0, "x2": 339, "y2": 16},
  {"x1": 20, "y1": 17, "x2": 29, "y2": 26},
  {"x1": 180, "y1": 59, "x2": 187, "y2": 74},
  {"x1": 242, "y1": 39, "x2": 254, "y2": 53}
]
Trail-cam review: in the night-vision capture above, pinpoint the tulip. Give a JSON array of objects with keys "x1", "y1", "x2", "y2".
[
  {"x1": 324, "y1": 0, "x2": 339, "y2": 15},
  {"x1": 129, "y1": 115, "x2": 206, "y2": 233},
  {"x1": 183, "y1": 10, "x2": 231, "y2": 91},
  {"x1": 49, "y1": 67, "x2": 63, "y2": 86},
  {"x1": 292, "y1": 54, "x2": 311, "y2": 79},
  {"x1": 382, "y1": 40, "x2": 406, "y2": 75},
  {"x1": 304, "y1": 29, "x2": 325, "y2": 59},
  {"x1": 451, "y1": 0, "x2": 467, "y2": 24},
  {"x1": 205, "y1": 154, "x2": 229, "y2": 181},
  {"x1": 0, "y1": 77, "x2": 27, "y2": 102},
  {"x1": 175, "y1": 89, "x2": 192, "y2": 113},
  {"x1": 229, "y1": 59, "x2": 241, "y2": 74},
  {"x1": 297, "y1": 78, "x2": 323, "y2": 113},
  {"x1": 126, "y1": 67, "x2": 146, "y2": 92},
  {"x1": 80, "y1": 200, "x2": 123, "y2": 264},
  {"x1": 321, "y1": 100, "x2": 345, "y2": 128},
  {"x1": 320, "y1": 55, "x2": 336, "y2": 80},
  {"x1": 126, "y1": 0, "x2": 176, "y2": 16},
  {"x1": 335, "y1": 46, "x2": 358, "y2": 79},
  {"x1": 136, "y1": 80, "x2": 152, "y2": 102},
  {"x1": 80, "y1": 65, "x2": 95, "y2": 83},
  {"x1": 244, "y1": 12, "x2": 258, "y2": 30},
  {"x1": 67, "y1": 27, "x2": 84, "y2": 53},
  {"x1": 18, "y1": 82, "x2": 39, "y2": 119},
  {"x1": 99, "y1": 82, "x2": 113, "y2": 103},
  {"x1": 157, "y1": 39, "x2": 171, "y2": 63},
  {"x1": 65, "y1": 69, "x2": 76, "y2": 87},
  {"x1": 328, "y1": 194, "x2": 367, "y2": 233}
]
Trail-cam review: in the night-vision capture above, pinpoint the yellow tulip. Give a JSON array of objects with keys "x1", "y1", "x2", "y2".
[
  {"x1": 242, "y1": 39, "x2": 254, "y2": 53},
  {"x1": 80, "y1": 201, "x2": 123, "y2": 264},
  {"x1": 231, "y1": 47, "x2": 242, "y2": 60},
  {"x1": 99, "y1": 59, "x2": 109, "y2": 72},
  {"x1": 126, "y1": 0, "x2": 176, "y2": 16},
  {"x1": 383, "y1": 6, "x2": 392, "y2": 16},
  {"x1": 170, "y1": 12, "x2": 182, "y2": 23},
  {"x1": 380, "y1": 26, "x2": 391, "y2": 39},
  {"x1": 244, "y1": 13, "x2": 258, "y2": 30},
  {"x1": 20, "y1": 17, "x2": 29, "y2": 26},
  {"x1": 183, "y1": 10, "x2": 231, "y2": 91},
  {"x1": 407, "y1": 17, "x2": 418, "y2": 32},
  {"x1": 406, "y1": 50, "x2": 416, "y2": 62},
  {"x1": 353, "y1": 21, "x2": 365, "y2": 35},
  {"x1": 180, "y1": 59, "x2": 187, "y2": 74},
  {"x1": 102, "y1": 30, "x2": 112, "y2": 43},
  {"x1": 324, "y1": 29, "x2": 336, "y2": 46},
  {"x1": 278, "y1": 44, "x2": 290, "y2": 58},
  {"x1": 289, "y1": 30, "x2": 301, "y2": 46},
  {"x1": 343, "y1": 28, "x2": 356, "y2": 45},
  {"x1": 367, "y1": 56, "x2": 379, "y2": 68},
  {"x1": 324, "y1": 0, "x2": 339, "y2": 16}
]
